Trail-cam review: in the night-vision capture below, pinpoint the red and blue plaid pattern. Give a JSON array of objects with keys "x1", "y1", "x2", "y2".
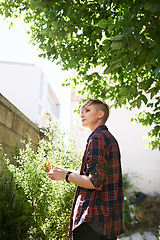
[{"x1": 69, "y1": 125, "x2": 125, "y2": 238}]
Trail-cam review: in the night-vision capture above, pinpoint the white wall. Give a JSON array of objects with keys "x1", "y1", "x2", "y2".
[
  {"x1": 0, "y1": 61, "x2": 40, "y2": 123},
  {"x1": 0, "y1": 61, "x2": 59, "y2": 125},
  {"x1": 107, "y1": 106, "x2": 160, "y2": 195},
  {"x1": 70, "y1": 99, "x2": 160, "y2": 195}
]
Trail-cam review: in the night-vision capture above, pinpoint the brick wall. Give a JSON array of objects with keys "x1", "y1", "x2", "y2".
[{"x1": 0, "y1": 94, "x2": 40, "y2": 159}]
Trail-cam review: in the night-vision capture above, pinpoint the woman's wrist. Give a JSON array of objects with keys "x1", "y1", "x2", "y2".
[{"x1": 65, "y1": 171, "x2": 72, "y2": 182}]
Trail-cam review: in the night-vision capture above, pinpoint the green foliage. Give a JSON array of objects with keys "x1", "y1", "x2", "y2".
[
  {"x1": 123, "y1": 173, "x2": 138, "y2": 229},
  {"x1": 0, "y1": 146, "x2": 34, "y2": 239},
  {"x1": 0, "y1": 0, "x2": 159, "y2": 149},
  {"x1": 0, "y1": 126, "x2": 81, "y2": 239}
]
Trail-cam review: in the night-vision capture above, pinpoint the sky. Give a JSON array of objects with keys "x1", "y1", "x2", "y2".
[{"x1": 0, "y1": 16, "x2": 71, "y2": 130}]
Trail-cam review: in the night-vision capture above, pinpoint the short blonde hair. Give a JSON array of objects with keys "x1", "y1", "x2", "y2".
[{"x1": 81, "y1": 99, "x2": 110, "y2": 123}]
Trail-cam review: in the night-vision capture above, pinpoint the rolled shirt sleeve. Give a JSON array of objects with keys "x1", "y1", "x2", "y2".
[{"x1": 84, "y1": 137, "x2": 108, "y2": 191}]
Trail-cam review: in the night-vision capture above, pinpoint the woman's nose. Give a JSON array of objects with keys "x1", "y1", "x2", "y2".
[{"x1": 80, "y1": 112, "x2": 84, "y2": 118}]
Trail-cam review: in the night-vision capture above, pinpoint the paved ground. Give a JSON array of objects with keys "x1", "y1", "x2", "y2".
[{"x1": 118, "y1": 232, "x2": 158, "y2": 240}]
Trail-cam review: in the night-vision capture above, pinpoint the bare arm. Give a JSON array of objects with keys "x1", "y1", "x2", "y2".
[{"x1": 48, "y1": 166, "x2": 95, "y2": 189}]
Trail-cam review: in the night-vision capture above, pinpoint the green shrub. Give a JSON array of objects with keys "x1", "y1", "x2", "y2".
[
  {"x1": 0, "y1": 126, "x2": 81, "y2": 239},
  {"x1": 123, "y1": 173, "x2": 138, "y2": 229},
  {"x1": 0, "y1": 146, "x2": 35, "y2": 239}
]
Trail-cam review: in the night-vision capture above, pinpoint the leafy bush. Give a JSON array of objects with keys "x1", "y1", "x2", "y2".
[
  {"x1": 123, "y1": 173, "x2": 138, "y2": 229},
  {"x1": 0, "y1": 126, "x2": 81, "y2": 239},
  {"x1": 0, "y1": 146, "x2": 34, "y2": 239}
]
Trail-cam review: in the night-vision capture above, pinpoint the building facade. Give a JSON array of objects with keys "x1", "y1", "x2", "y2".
[{"x1": 0, "y1": 61, "x2": 60, "y2": 126}]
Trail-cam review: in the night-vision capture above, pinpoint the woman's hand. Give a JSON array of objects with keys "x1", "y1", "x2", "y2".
[{"x1": 48, "y1": 166, "x2": 68, "y2": 181}]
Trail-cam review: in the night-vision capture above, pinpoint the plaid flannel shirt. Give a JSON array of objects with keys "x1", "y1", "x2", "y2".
[{"x1": 69, "y1": 125, "x2": 125, "y2": 238}]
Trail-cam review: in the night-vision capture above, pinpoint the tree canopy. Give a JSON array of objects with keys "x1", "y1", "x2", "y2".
[{"x1": 0, "y1": 0, "x2": 160, "y2": 150}]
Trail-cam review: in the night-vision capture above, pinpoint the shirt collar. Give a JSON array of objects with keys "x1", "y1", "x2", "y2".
[{"x1": 87, "y1": 125, "x2": 108, "y2": 143}]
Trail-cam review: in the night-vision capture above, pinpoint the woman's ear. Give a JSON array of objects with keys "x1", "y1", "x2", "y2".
[{"x1": 98, "y1": 110, "x2": 104, "y2": 119}]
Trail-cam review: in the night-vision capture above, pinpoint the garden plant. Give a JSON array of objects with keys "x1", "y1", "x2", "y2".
[{"x1": 0, "y1": 125, "x2": 81, "y2": 239}]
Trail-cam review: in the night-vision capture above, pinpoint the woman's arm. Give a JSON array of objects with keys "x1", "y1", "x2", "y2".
[{"x1": 48, "y1": 166, "x2": 95, "y2": 189}]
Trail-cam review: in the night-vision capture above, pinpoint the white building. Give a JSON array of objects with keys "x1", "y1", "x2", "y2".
[
  {"x1": 0, "y1": 61, "x2": 60, "y2": 126},
  {"x1": 70, "y1": 91, "x2": 160, "y2": 195}
]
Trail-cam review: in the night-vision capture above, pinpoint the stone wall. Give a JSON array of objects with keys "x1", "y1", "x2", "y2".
[{"x1": 0, "y1": 94, "x2": 40, "y2": 159}]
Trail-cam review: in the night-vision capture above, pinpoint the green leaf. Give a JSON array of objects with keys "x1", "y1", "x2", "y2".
[
  {"x1": 97, "y1": 19, "x2": 108, "y2": 29},
  {"x1": 112, "y1": 35, "x2": 124, "y2": 41},
  {"x1": 144, "y1": 2, "x2": 160, "y2": 12},
  {"x1": 110, "y1": 53, "x2": 126, "y2": 63},
  {"x1": 141, "y1": 95, "x2": 148, "y2": 105},
  {"x1": 107, "y1": 17, "x2": 114, "y2": 25},
  {"x1": 107, "y1": 17, "x2": 114, "y2": 33},
  {"x1": 110, "y1": 61, "x2": 121, "y2": 70},
  {"x1": 119, "y1": 87, "x2": 128, "y2": 96},
  {"x1": 128, "y1": 36, "x2": 137, "y2": 51},
  {"x1": 111, "y1": 41, "x2": 124, "y2": 50},
  {"x1": 130, "y1": 100, "x2": 137, "y2": 108},
  {"x1": 137, "y1": 96, "x2": 142, "y2": 108}
]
